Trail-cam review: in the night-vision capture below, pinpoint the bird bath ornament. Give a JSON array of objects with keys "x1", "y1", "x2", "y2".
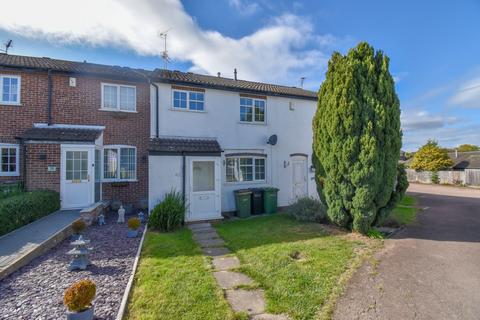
[
  {"x1": 138, "y1": 211, "x2": 145, "y2": 223},
  {"x1": 117, "y1": 205, "x2": 125, "y2": 223},
  {"x1": 67, "y1": 236, "x2": 92, "y2": 271},
  {"x1": 98, "y1": 213, "x2": 106, "y2": 226}
]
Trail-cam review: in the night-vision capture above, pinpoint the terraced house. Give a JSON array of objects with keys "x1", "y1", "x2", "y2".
[{"x1": 0, "y1": 53, "x2": 318, "y2": 218}]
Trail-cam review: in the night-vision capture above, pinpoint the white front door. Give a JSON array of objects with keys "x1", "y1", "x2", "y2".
[
  {"x1": 188, "y1": 157, "x2": 221, "y2": 221},
  {"x1": 61, "y1": 145, "x2": 95, "y2": 209},
  {"x1": 291, "y1": 155, "x2": 308, "y2": 200}
]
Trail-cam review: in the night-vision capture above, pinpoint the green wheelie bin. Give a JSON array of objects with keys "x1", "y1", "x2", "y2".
[
  {"x1": 234, "y1": 189, "x2": 252, "y2": 218},
  {"x1": 263, "y1": 187, "x2": 279, "y2": 214}
]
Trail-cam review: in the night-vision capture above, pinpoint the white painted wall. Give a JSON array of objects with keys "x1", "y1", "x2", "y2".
[{"x1": 149, "y1": 83, "x2": 318, "y2": 213}]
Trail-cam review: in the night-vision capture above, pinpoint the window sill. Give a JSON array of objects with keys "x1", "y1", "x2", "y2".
[
  {"x1": 169, "y1": 107, "x2": 206, "y2": 113},
  {"x1": 238, "y1": 121, "x2": 266, "y2": 126},
  {"x1": 225, "y1": 180, "x2": 266, "y2": 185},
  {"x1": 102, "y1": 179, "x2": 138, "y2": 183},
  {"x1": 99, "y1": 108, "x2": 138, "y2": 113},
  {"x1": 0, "y1": 173, "x2": 20, "y2": 177},
  {"x1": 0, "y1": 102, "x2": 22, "y2": 107}
]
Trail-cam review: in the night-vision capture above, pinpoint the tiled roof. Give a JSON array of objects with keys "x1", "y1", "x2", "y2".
[
  {"x1": 0, "y1": 53, "x2": 148, "y2": 81},
  {"x1": 150, "y1": 69, "x2": 318, "y2": 100},
  {"x1": 449, "y1": 151, "x2": 480, "y2": 169},
  {"x1": 19, "y1": 127, "x2": 103, "y2": 142},
  {"x1": 149, "y1": 137, "x2": 222, "y2": 154}
]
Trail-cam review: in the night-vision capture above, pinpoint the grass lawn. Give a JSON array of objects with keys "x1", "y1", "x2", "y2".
[
  {"x1": 385, "y1": 195, "x2": 418, "y2": 226},
  {"x1": 126, "y1": 229, "x2": 234, "y2": 320},
  {"x1": 215, "y1": 214, "x2": 368, "y2": 320}
]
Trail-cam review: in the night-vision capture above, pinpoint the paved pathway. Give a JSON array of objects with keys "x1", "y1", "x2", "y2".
[
  {"x1": 188, "y1": 223, "x2": 289, "y2": 320},
  {"x1": 334, "y1": 185, "x2": 480, "y2": 320},
  {"x1": 0, "y1": 209, "x2": 80, "y2": 279}
]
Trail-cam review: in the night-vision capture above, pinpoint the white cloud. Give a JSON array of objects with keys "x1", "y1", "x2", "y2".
[
  {"x1": 401, "y1": 110, "x2": 458, "y2": 131},
  {"x1": 228, "y1": 0, "x2": 260, "y2": 16},
  {"x1": 0, "y1": 0, "x2": 333, "y2": 85},
  {"x1": 449, "y1": 77, "x2": 480, "y2": 108}
]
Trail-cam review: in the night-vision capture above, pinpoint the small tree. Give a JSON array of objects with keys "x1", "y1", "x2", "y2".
[
  {"x1": 457, "y1": 144, "x2": 479, "y2": 152},
  {"x1": 410, "y1": 140, "x2": 453, "y2": 171},
  {"x1": 313, "y1": 42, "x2": 405, "y2": 233}
]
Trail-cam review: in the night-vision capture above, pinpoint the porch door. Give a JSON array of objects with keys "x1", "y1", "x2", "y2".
[
  {"x1": 291, "y1": 155, "x2": 308, "y2": 200},
  {"x1": 188, "y1": 158, "x2": 221, "y2": 221},
  {"x1": 61, "y1": 146, "x2": 94, "y2": 209}
]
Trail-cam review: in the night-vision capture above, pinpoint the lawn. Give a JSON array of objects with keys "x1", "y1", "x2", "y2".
[
  {"x1": 214, "y1": 214, "x2": 365, "y2": 320},
  {"x1": 126, "y1": 229, "x2": 233, "y2": 320},
  {"x1": 385, "y1": 195, "x2": 418, "y2": 226}
]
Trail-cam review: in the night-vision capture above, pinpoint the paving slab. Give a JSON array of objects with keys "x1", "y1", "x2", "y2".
[
  {"x1": 190, "y1": 226, "x2": 216, "y2": 234},
  {"x1": 197, "y1": 237, "x2": 226, "y2": 248},
  {"x1": 212, "y1": 256, "x2": 240, "y2": 271},
  {"x1": 213, "y1": 271, "x2": 253, "y2": 289},
  {"x1": 251, "y1": 314, "x2": 290, "y2": 320},
  {"x1": 192, "y1": 231, "x2": 220, "y2": 241},
  {"x1": 225, "y1": 289, "x2": 265, "y2": 315},
  {"x1": 202, "y1": 246, "x2": 231, "y2": 256},
  {"x1": 187, "y1": 223, "x2": 212, "y2": 230}
]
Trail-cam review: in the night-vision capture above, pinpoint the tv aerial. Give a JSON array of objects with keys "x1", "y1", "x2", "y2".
[
  {"x1": 0, "y1": 40, "x2": 13, "y2": 54},
  {"x1": 158, "y1": 28, "x2": 172, "y2": 70}
]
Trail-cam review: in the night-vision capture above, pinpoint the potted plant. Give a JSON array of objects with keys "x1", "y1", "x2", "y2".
[
  {"x1": 71, "y1": 220, "x2": 87, "y2": 240},
  {"x1": 127, "y1": 217, "x2": 141, "y2": 238},
  {"x1": 64, "y1": 279, "x2": 96, "y2": 320}
]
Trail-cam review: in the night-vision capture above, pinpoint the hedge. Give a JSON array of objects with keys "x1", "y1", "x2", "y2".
[{"x1": 0, "y1": 190, "x2": 60, "y2": 237}]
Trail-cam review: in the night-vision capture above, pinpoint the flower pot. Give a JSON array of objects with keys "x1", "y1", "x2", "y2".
[
  {"x1": 127, "y1": 229, "x2": 138, "y2": 238},
  {"x1": 66, "y1": 305, "x2": 94, "y2": 320}
]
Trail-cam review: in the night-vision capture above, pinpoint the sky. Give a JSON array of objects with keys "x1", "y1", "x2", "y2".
[{"x1": 0, "y1": 0, "x2": 479, "y2": 151}]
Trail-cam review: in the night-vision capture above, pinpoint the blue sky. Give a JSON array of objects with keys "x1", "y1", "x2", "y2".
[{"x1": 0, "y1": 0, "x2": 479, "y2": 151}]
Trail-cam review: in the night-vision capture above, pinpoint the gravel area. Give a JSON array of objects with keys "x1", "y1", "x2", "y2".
[{"x1": 0, "y1": 213, "x2": 144, "y2": 320}]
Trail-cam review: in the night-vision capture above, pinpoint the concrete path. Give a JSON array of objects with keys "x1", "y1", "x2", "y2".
[
  {"x1": 0, "y1": 210, "x2": 80, "y2": 279},
  {"x1": 334, "y1": 185, "x2": 480, "y2": 320},
  {"x1": 188, "y1": 223, "x2": 289, "y2": 320}
]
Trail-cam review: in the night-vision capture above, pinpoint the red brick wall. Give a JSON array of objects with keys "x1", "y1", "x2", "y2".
[
  {"x1": 0, "y1": 68, "x2": 150, "y2": 206},
  {"x1": 25, "y1": 144, "x2": 60, "y2": 192}
]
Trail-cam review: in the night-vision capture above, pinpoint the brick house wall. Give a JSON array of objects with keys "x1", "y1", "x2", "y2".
[{"x1": 0, "y1": 68, "x2": 150, "y2": 206}]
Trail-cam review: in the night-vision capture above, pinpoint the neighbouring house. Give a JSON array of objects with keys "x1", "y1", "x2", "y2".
[
  {"x1": 0, "y1": 52, "x2": 319, "y2": 220},
  {"x1": 404, "y1": 150, "x2": 480, "y2": 186},
  {"x1": 0, "y1": 53, "x2": 150, "y2": 209},
  {"x1": 148, "y1": 70, "x2": 318, "y2": 221}
]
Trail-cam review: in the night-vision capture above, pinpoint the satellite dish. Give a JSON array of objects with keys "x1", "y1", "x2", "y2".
[{"x1": 267, "y1": 134, "x2": 278, "y2": 146}]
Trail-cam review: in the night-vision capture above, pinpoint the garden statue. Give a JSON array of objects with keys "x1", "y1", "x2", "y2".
[
  {"x1": 138, "y1": 211, "x2": 145, "y2": 223},
  {"x1": 117, "y1": 205, "x2": 125, "y2": 223},
  {"x1": 67, "y1": 236, "x2": 92, "y2": 271},
  {"x1": 98, "y1": 213, "x2": 106, "y2": 226}
]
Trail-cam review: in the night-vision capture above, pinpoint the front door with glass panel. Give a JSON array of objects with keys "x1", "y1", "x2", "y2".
[
  {"x1": 61, "y1": 146, "x2": 94, "y2": 209},
  {"x1": 188, "y1": 158, "x2": 221, "y2": 221}
]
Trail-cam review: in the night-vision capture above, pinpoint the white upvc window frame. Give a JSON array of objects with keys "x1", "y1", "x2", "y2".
[
  {"x1": 0, "y1": 143, "x2": 20, "y2": 177},
  {"x1": 102, "y1": 145, "x2": 137, "y2": 182},
  {"x1": 0, "y1": 75, "x2": 21, "y2": 106},
  {"x1": 226, "y1": 156, "x2": 266, "y2": 183},
  {"x1": 239, "y1": 97, "x2": 266, "y2": 124},
  {"x1": 171, "y1": 89, "x2": 206, "y2": 112},
  {"x1": 100, "y1": 83, "x2": 137, "y2": 112}
]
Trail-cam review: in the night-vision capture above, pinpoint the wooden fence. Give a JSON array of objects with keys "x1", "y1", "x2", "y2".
[{"x1": 406, "y1": 169, "x2": 480, "y2": 186}]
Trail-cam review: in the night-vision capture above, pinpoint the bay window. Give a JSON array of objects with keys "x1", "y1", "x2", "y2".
[
  {"x1": 103, "y1": 146, "x2": 136, "y2": 181},
  {"x1": 226, "y1": 156, "x2": 266, "y2": 182}
]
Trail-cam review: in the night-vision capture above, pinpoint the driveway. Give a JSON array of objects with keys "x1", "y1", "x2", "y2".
[{"x1": 334, "y1": 183, "x2": 480, "y2": 320}]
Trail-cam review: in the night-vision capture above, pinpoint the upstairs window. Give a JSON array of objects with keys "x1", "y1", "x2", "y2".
[
  {"x1": 0, "y1": 75, "x2": 20, "y2": 105},
  {"x1": 103, "y1": 146, "x2": 136, "y2": 181},
  {"x1": 172, "y1": 89, "x2": 205, "y2": 111},
  {"x1": 226, "y1": 156, "x2": 266, "y2": 183},
  {"x1": 101, "y1": 83, "x2": 136, "y2": 112},
  {"x1": 240, "y1": 97, "x2": 265, "y2": 123},
  {"x1": 0, "y1": 144, "x2": 19, "y2": 176}
]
